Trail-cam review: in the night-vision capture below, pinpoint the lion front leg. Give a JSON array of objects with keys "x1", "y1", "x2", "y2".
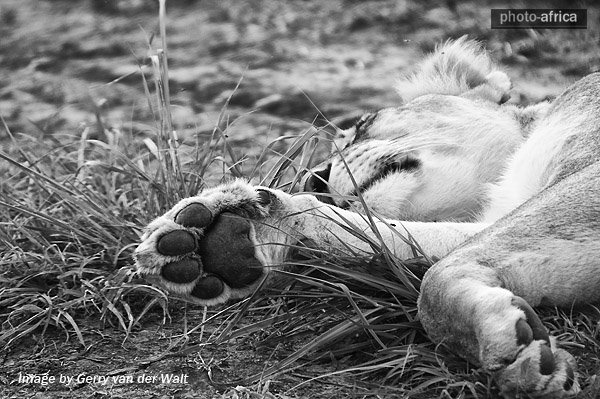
[
  {"x1": 134, "y1": 180, "x2": 484, "y2": 306},
  {"x1": 419, "y1": 258, "x2": 579, "y2": 398},
  {"x1": 134, "y1": 181, "x2": 304, "y2": 306},
  {"x1": 133, "y1": 180, "x2": 387, "y2": 305}
]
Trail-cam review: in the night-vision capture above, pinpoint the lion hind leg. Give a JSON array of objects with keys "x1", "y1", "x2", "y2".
[
  {"x1": 419, "y1": 261, "x2": 580, "y2": 398},
  {"x1": 495, "y1": 298, "x2": 578, "y2": 399}
]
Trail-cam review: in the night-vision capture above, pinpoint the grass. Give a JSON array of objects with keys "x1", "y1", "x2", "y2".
[{"x1": 2, "y1": 1, "x2": 600, "y2": 398}]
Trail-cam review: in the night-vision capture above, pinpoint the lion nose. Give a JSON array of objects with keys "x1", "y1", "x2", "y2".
[{"x1": 303, "y1": 164, "x2": 336, "y2": 205}]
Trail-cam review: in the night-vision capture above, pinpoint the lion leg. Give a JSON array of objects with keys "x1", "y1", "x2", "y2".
[
  {"x1": 419, "y1": 258, "x2": 579, "y2": 398},
  {"x1": 135, "y1": 180, "x2": 485, "y2": 305},
  {"x1": 134, "y1": 181, "x2": 352, "y2": 305},
  {"x1": 418, "y1": 167, "x2": 600, "y2": 398}
]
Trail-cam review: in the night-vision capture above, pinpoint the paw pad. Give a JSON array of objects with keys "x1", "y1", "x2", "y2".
[
  {"x1": 191, "y1": 275, "x2": 224, "y2": 299},
  {"x1": 175, "y1": 203, "x2": 213, "y2": 227},
  {"x1": 137, "y1": 186, "x2": 271, "y2": 304},
  {"x1": 495, "y1": 297, "x2": 580, "y2": 397},
  {"x1": 161, "y1": 258, "x2": 201, "y2": 284},
  {"x1": 157, "y1": 230, "x2": 196, "y2": 256},
  {"x1": 198, "y1": 212, "x2": 263, "y2": 288}
]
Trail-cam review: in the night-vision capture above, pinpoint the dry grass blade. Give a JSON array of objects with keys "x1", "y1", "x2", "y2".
[{"x1": 259, "y1": 129, "x2": 320, "y2": 188}]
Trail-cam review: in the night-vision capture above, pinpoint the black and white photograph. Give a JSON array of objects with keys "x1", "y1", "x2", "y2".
[{"x1": 1, "y1": 1, "x2": 599, "y2": 398}]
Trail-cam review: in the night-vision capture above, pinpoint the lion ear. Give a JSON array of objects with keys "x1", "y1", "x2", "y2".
[{"x1": 396, "y1": 36, "x2": 510, "y2": 103}]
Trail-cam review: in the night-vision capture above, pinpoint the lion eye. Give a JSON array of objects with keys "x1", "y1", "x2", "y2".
[
  {"x1": 355, "y1": 113, "x2": 375, "y2": 132},
  {"x1": 353, "y1": 113, "x2": 377, "y2": 144},
  {"x1": 350, "y1": 156, "x2": 421, "y2": 197},
  {"x1": 376, "y1": 158, "x2": 420, "y2": 180}
]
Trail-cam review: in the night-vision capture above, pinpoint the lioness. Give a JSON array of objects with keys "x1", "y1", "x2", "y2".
[{"x1": 135, "y1": 38, "x2": 600, "y2": 398}]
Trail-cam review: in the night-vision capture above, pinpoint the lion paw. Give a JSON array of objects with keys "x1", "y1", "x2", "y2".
[
  {"x1": 134, "y1": 181, "x2": 277, "y2": 305},
  {"x1": 492, "y1": 298, "x2": 579, "y2": 398},
  {"x1": 496, "y1": 341, "x2": 578, "y2": 399}
]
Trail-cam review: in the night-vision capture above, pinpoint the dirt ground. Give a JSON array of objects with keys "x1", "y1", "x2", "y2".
[
  {"x1": 2, "y1": 298, "x2": 373, "y2": 398},
  {"x1": 1, "y1": 0, "x2": 599, "y2": 398}
]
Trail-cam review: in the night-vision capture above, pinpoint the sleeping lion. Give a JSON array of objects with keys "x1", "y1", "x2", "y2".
[{"x1": 135, "y1": 37, "x2": 600, "y2": 398}]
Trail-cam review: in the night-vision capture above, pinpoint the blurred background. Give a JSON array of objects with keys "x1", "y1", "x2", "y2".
[{"x1": 1, "y1": 0, "x2": 598, "y2": 161}]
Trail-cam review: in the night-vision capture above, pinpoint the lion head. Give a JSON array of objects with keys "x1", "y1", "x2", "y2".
[{"x1": 304, "y1": 37, "x2": 548, "y2": 222}]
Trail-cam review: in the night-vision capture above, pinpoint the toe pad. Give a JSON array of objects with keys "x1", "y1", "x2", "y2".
[
  {"x1": 191, "y1": 275, "x2": 224, "y2": 299},
  {"x1": 161, "y1": 258, "x2": 201, "y2": 283},
  {"x1": 157, "y1": 230, "x2": 196, "y2": 256},
  {"x1": 175, "y1": 203, "x2": 213, "y2": 227}
]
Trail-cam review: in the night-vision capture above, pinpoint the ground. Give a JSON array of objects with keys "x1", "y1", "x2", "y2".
[{"x1": 1, "y1": 0, "x2": 599, "y2": 398}]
